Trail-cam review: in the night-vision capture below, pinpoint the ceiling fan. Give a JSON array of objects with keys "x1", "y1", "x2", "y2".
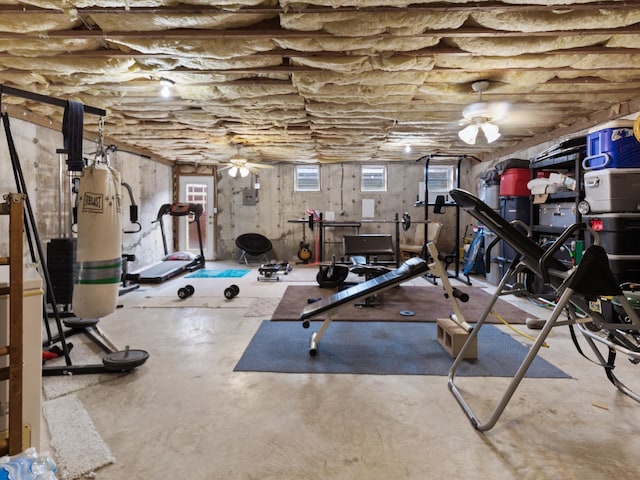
[
  {"x1": 458, "y1": 80, "x2": 507, "y2": 145},
  {"x1": 219, "y1": 155, "x2": 274, "y2": 178}
]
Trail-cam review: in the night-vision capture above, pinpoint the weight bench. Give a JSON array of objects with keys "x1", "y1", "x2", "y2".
[
  {"x1": 301, "y1": 246, "x2": 472, "y2": 356},
  {"x1": 448, "y1": 188, "x2": 640, "y2": 431},
  {"x1": 344, "y1": 234, "x2": 396, "y2": 266}
]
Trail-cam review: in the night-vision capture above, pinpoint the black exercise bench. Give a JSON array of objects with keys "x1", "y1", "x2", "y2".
[
  {"x1": 343, "y1": 234, "x2": 396, "y2": 266},
  {"x1": 301, "y1": 257, "x2": 430, "y2": 355}
]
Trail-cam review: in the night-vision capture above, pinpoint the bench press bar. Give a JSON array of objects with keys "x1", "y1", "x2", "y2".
[{"x1": 309, "y1": 212, "x2": 436, "y2": 263}]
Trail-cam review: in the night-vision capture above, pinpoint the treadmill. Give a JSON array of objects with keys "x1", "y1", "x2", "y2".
[{"x1": 133, "y1": 202, "x2": 205, "y2": 283}]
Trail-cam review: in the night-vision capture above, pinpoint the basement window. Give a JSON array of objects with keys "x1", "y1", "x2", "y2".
[
  {"x1": 295, "y1": 165, "x2": 320, "y2": 192},
  {"x1": 419, "y1": 165, "x2": 457, "y2": 203},
  {"x1": 361, "y1": 165, "x2": 387, "y2": 192},
  {"x1": 428, "y1": 165, "x2": 456, "y2": 193}
]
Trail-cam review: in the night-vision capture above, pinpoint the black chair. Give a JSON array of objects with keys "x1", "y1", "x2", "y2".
[{"x1": 235, "y1": 233, "x2": 272, "y2": 265}]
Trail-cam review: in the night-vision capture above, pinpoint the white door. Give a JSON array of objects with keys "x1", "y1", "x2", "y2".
[{"x1": 178, "y1": 176, "x2": 216, "y2": 260}]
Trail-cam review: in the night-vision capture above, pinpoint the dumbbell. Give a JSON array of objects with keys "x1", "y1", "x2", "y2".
[
  {"x1": 224, "y1": 284, "x2": 240, "y2": 300},
  {"x1": 177, "y1": 284, "x2": 195, "y2": 299}
]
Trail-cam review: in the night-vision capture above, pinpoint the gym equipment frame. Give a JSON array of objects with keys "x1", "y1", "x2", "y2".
[
  {"x1": 301, "y1": 243, "x2": 471, "y2": 356},
  {"x1": 1, "y1": 86, "x2": 149, "y2": 376},
  {"x1": 135, "y1": 202, "x2": 206, "y2": 283},
  {"x1": 447, "y1": 189, "x2": 640, "y2": 431}
]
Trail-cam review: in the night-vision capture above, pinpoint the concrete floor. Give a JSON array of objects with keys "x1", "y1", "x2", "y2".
[{"x1": 42, "y1": 260, "x2": 639, "y2": 480}]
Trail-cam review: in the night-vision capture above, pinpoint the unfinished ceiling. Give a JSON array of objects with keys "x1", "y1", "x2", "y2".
[{"x1": 1, "y1": 1, "x2": 640, "y2": 166}]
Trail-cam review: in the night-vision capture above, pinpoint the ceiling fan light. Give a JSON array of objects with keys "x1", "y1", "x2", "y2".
[
  {"x1": 481, "y1": 122, "x2": 501, "y2": 143},
  {"x1": 239, "y1": 166, "x2": 250, "y2": 177},
  {"x1": 228, "y1": 166, "x2": 239, "y2": 177},
  {"x1": 458, "y1": 124, "x2": 479, "y2": 145}
]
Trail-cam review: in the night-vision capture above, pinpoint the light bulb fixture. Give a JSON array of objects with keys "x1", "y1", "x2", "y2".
[
  {"x1": 227, "y1": 165, "x2": 250, "y2": 178},
  {"x1": 159, "y1": 78, "x2": 174, "y2": 98},
  {"x1": 458, "y1": 124, "x2": 479, "y2": 145},
  {"x1": 458, "y1": 119, "x2": 500, "y2": 145},
  {"x1": 480, "y1": 121, "x2": 501, "y2": 143},
  {"x1": 404, "y1": 144, "x2": 412, "y2": 154}
]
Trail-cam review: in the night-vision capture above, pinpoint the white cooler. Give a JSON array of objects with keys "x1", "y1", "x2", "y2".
[
  {"x1": 583, "y1": 168, "x2": 640, "y2": 213},
  {"x1": 0, "y1": 264, "x2": 43, "y2": 450}
]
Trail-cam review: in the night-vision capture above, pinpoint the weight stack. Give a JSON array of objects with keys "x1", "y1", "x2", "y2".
[{"x1": 46, "y1": 238, "x2": 77, "y2": 305}]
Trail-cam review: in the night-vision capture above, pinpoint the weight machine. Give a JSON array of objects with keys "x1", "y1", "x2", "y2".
[
  {"x1": 0, "y1": 85, "x2": 149, "y2": 375},
  {"x1": 414, "y1": 154, "x2": 481, "y2": 285}
]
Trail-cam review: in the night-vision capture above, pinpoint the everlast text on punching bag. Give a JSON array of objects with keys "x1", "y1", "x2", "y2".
[{"x1": 72, "y1": 164, "x2": 122, "y2": 319}]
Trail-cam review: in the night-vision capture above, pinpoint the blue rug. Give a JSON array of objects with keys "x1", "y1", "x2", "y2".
[
  {"x1": 185, "y1": 269, "x2": 249, "y2": 278},
  {"x1": 234, "y1": 321, "x2": 571, "y2": 377}
]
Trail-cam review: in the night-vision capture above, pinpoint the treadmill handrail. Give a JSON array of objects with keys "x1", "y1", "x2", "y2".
[{"x1": 154, "y1": 202, "x2": 203, "y2": 222}]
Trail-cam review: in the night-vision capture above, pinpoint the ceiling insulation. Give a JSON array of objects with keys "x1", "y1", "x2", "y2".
[{"x1": 0, "y1": 0, "x2": 638, "y2": 166}]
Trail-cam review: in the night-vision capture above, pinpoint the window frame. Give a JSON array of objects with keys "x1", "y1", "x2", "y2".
[
  {"x1": 427, "y1": 165, "x2": 457, "y2": 194},
  {"x1": 294, "y1": 164, "x2": 321, "y2": 192},
  {"x1": 360, "y1": 164, "x2": 387, "y2": 192}
]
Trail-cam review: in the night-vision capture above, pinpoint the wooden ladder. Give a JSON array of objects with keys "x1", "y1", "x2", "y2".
[{"x1": 0, "y1": 193, "x2": 25, "y2": 455}]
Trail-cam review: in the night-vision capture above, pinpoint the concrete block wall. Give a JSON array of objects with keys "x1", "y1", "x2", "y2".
[
  {"x1": 0, "y1": 114, "x2": 474, "y2": 272},
  {"x1": 214, "y1": 162, "x2": 463, "y2": 264},
  {"x1": 0, "y1": 117, "x2": 173, "y2": 276}
]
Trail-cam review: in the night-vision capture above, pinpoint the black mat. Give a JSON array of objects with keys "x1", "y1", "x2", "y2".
[{"x1": 234, "y1": 321, "x2": 571, "y2": 377}]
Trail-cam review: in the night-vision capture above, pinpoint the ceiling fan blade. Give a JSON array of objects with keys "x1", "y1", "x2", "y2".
[
  {"x1": 246, "y1": 162, "x2": 274, "y2": 169},
  {"x1": 500, "y1": 103, "x2": 565, "y2": 128}
]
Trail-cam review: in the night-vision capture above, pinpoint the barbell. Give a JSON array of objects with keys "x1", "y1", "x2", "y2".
[
  {"x1": 359, "y1": 212, "x2": 437, "y2": 231},
  {"x1": 306, "y1": 212, "x2": 435, "y2": 232}
]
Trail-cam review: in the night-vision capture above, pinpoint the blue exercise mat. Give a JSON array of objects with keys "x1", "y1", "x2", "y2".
[
  {"x1": 234, "y1": 320, "x2": 571, "y2": 378},
  {"x1": 185, "y1": 269, "x2": 249, "y2": 279}
]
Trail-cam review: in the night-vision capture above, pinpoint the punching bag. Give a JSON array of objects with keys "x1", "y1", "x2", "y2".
[{"x1": 72, "y1": 163, "x2": 122, "y2": 319}]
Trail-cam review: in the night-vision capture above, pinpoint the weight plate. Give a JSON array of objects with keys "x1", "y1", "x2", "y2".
[
  {"x1": 102, "y1": 349, "x2": 149, "y2": 371},
  {"x1": 401, "y1": 212, "x2": 411, "y2": 231},
  {"x1": 64, "y1": 317, "x2": 99, "y2": 328},
  {"x1": 399, "y1": 310, "x2": 415, "y2": 316}
]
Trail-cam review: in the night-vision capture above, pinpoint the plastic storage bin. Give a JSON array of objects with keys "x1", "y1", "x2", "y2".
[
  {"x1": 583, "y1": 120, "x2": 640, "y2": 170},
  {"x1": 583, "y1": 213, "x2": 640, "y2": 255},
  {"x1": 537, "y1": 202, "x2": 578, "y2": 229},
  {"x1": 605, "y1": 254, "x2": 640, "y2": 284},
  {"x1": 582, "y1": 168, "x2": 640, "y2": 213},
  {"x1": 499, "y1": 168, "x2": 530, "y2": 197}
]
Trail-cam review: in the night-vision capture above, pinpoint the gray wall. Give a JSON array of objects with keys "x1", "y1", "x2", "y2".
[
  {"x1": 0, "y1": 115, "x2": 478, "y2": 274},
  {"x1": 214, "y1": 161, "x2": 466, "y2": 263},
  {"x1": 0, "y1": 117, "x2": 173, "y2": 273}
]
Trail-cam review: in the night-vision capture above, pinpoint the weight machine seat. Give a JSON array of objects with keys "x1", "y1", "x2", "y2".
[
  {"x1": 235, "y1": 233, "x2": 273, "y2": 265},
  {"x1": 565, "y1": 244, "x2": 622, "y2": 297},
  {"x1": 343, "y1": 234, "x2": 395, "y2": 264}
]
